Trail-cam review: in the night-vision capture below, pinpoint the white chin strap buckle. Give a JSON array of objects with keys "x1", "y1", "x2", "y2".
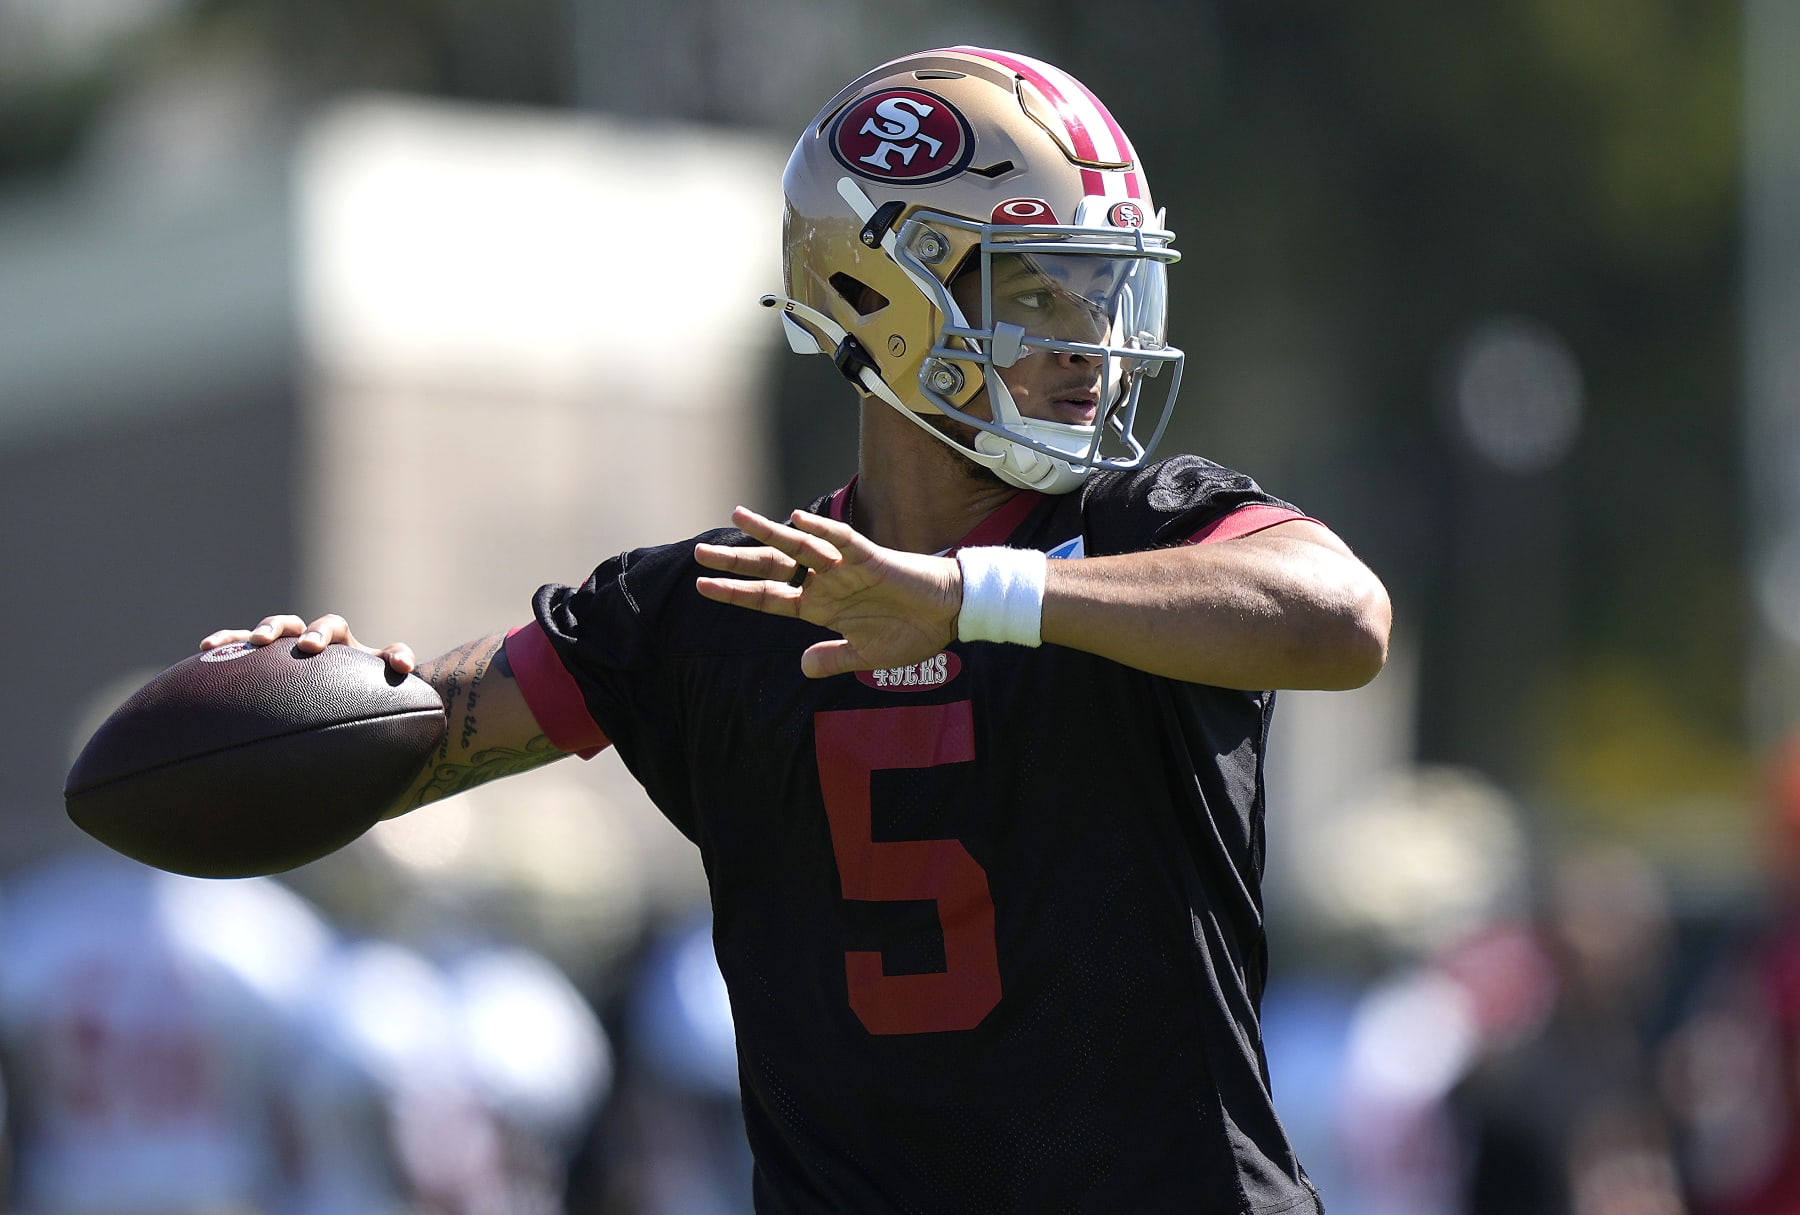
[{"x1": 973, "y1": 430, "x2": 1087, "y2": 494}]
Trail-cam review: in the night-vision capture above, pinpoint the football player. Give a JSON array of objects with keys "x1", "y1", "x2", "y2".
[
  {"x1": 206, "y1": 46, "x2": 1391, "y2": 1213},
  {"x1": 0, "y1": 854, "x2": 336, "y2": 1215}
]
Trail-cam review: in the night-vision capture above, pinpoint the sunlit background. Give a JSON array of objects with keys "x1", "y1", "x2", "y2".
[{"x1": 1, "y1": 1, "x2": 1794, "y2": 1212}]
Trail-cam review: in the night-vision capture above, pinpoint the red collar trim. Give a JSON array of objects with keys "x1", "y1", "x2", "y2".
[
  {"x1": 948, "y1": 489, "x2": 1044, "y2": 554},
  {"x1": 826, "y1": 480, "x2": 856, "y2": 523},
  {"x1": 827, "y1": 479, "x2": 1045, "y2": 553}
]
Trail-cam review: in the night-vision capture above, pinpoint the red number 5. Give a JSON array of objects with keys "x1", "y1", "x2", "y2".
[{"x1": 814, "y1": 701, "x2": 1001, "y2": 1035}]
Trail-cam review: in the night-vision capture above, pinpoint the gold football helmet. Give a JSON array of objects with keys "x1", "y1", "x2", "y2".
[{"x1": 766, "y1": 46, "x2": 1183, "y2": 494}]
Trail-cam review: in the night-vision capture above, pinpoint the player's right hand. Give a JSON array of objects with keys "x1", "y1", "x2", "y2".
[
  {"x1": 199, "y1": 614, "x2": 417, "y2": 674},
  {"x1": 695, "y1": 507, "x2": 960, "y2": 680}
]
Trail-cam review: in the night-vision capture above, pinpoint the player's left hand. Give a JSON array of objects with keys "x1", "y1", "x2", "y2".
[{"x1": 695, "y1": 506, "x2": 959, "y2": 679}]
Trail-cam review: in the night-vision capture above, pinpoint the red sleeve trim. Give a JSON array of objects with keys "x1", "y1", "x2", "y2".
[
  {"x1": 504, "y1": 622, "x2": 610, "y2": 759},
  {"x1": 1188, "y1": 504, "x2": 1315, "y2": 545}
]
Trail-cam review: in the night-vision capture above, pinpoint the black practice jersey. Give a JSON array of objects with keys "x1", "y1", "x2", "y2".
[{"x1": 522, "y1": 455, "x2": 1323, "y2": 1214}]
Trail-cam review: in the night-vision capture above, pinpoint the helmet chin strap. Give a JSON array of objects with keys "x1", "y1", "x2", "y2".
[
  {"x1": 969, "y1": 369, "x2": 1095, "y2": 493},
  {"x1": 973, "y1": 429, "x2": 1088, "y2": 494}
]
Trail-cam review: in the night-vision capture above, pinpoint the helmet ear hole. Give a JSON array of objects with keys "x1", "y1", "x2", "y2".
[
  {"x1": 946, "y1": 249, "x2": 979, "y2": 290},
  {"x1": 944, "y1": 250, "x2": 982, "y2": 320},
  {"x1": 828, "y1": 273, "x2": 888, "y2": 316}
]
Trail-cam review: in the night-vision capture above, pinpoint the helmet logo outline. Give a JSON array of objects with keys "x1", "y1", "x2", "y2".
[{"x1": 831, "y1": 88, "x2": 974, "y2": 185}]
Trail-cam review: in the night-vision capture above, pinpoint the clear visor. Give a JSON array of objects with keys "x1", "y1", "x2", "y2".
[
  {"x1": 980, "y1": 250, "x2": 1169, "y2": 364},
  {"x1": 898, "y1": 210, "x2": 1185, "y2": 480}
]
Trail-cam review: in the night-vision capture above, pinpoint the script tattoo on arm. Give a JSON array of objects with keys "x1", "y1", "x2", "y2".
[{"x1": 384, "y1": 633, "x2": 565, "y2": 817}]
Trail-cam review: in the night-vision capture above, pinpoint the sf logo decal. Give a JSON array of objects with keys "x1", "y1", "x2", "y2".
[
  {"x1": 1108, "y1": 201, "x2": 1146, "y2": 229},
  {"x1": 858, "y1": 96, "x2": 942, "y2": 171},
  {"x1": 832, "y1": 89, "x2": 974, "y2": 185}
]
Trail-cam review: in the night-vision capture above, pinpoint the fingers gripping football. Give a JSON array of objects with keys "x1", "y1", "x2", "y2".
[
  {"x1": 201, "y1": 613, "x2": 417, "y2": 674},
  {"x1": 695, "y1": 507, "x2": 960, "y2": 679}
]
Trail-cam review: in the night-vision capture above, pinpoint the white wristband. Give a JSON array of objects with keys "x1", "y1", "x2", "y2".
[{"x1": 955, "y1": 546, "x2": 1048, "y2": 646}]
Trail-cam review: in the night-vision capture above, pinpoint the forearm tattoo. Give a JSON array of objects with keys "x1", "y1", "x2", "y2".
[
  {"x1": 430, "y1": 635, "x2": 497, "y2": 759},
  {"x1": 393, "y1": 635, "x2": 558, "y2": 813},
  {"x1": 402, "y1": 734, "x2": 561, "y2": 812}
]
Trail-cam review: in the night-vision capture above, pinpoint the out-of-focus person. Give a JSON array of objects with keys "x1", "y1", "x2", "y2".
[
  {"x1": 282, "y1": 935, "x2": 610, "y2": 1215},
  {"x1": 1664, "y1": 731, "x2": 1800, "y2": 1215},
  {"x1": 596, "y1": 912, "x2": 752, "y2": 1215},
  {"x1": 436, "y1": 944, "x2": 612, "y2": 1215},
  {"x1": 281, "y1": 937, "x2": 463, "y2": 1215},
  {"x1": 0, "y1": 852, "x2": 335, "y2": 1215},
  {"x1": 1451, "y1": 843, "x2": 1688, "y2": 1215},
  {"x1": 1326, "y1": 841, "x2": 1687, "y2": 1215},
  {"x1": 1269, "y1": 765, "x2": 1536, "y2": 1215}
]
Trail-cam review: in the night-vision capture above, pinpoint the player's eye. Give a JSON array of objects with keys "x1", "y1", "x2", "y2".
[{"x1": 1010, "y1": 289, "x2": 1051, "y2": 311}]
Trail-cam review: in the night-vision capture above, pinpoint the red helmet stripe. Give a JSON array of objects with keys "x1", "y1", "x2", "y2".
[{"x1": 948, "y1": 46, "x2": 1143, "y2": 201}]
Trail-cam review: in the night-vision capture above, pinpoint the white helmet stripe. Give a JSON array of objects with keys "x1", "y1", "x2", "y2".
[{"x1": 948, "y1": 46, "x2": 1144, "y2": 202}]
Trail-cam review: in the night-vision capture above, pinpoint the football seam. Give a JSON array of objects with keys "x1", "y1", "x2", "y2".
[{"x1": 64, "y1": 707, "x2": 447, "y2": 799}]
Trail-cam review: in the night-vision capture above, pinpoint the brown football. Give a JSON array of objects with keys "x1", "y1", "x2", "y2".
[{"x1": 65, "y1": 641, "x2": 445, "y2": 878}]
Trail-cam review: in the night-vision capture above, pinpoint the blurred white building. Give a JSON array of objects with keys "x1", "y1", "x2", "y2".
[{"x1": 0, "y1": 94, "x2": 787, "y2": 970}]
